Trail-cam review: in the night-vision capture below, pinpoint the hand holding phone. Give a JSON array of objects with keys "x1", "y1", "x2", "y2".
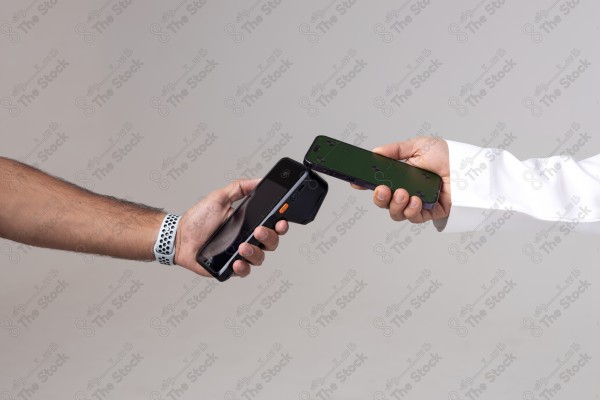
[
  {"x1": 304, "y1": 135, "x2": 451, "y2": 227},
  {"x1": 304, "y1": 135, "x2": 442, "y2": 208},
  {"x1": 196, "y1": 158, "x2": 328, "y2": 281},
  {"x1": 174, "y1": 179, "x2": 289, "y2": 279},
  {"x1": 368, "y1": 136, "x2": 451, "y2": 225}
]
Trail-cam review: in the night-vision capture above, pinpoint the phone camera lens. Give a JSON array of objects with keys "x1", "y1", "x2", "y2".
[{"x1": 281, "y1": 169, "x2": 290, "y2": 179}]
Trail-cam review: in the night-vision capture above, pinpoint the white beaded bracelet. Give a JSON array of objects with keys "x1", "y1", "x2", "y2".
[{"x1": 154, "y1": 214, "x2": 181, "y2": 265}]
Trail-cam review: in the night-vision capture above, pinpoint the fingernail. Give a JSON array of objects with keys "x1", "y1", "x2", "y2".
[
  {"x1": 394, "y1": 193, "x2": 404, "y2": 204},
  {"x1": 255, "y1": 229, "x2": 267, "y2": 240},
  {"x1": 377, "y1": 191, "x2": 386, "y2": 201},
  {"x1": 243, "y1": 245, "x2": 253, "y2": 256},
  {"x1": 410, "y1": 198, "x2": 419, "y2": 208}
]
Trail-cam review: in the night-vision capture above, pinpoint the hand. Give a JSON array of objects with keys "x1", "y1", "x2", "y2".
[
  {"x1": 354, "y1": 136, "x2": 451, "y2": 225},
  {"x1": 174, "y1": 179, "x2": 289, "y2": 278}
]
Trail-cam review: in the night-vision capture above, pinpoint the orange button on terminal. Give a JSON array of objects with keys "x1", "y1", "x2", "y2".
[{"x1": 279, "y1": 203, "x2": 289, "y2": 214}]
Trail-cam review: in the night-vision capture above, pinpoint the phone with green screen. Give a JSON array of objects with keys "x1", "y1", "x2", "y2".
[{"x1": 304, "y1": 135, "x2": 441, "y2": 209}]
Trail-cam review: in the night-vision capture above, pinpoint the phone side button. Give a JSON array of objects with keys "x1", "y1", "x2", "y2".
[{"x1": 279, "y1": 203, "x2": 289, "y2": 214}]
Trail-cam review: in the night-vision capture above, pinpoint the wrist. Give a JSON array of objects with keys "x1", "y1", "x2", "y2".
[
  {"x1": 153, "y1": 213, "x2": 182, "y2": 265},
  {"x1": 174, "y1": 218, "x2": 184, "y2": 267}
]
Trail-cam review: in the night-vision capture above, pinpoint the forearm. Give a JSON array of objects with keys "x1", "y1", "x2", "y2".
[
  {"x1": 0, "y1": 157, "x2": 165, "y2": 260},
  {"x1": 445, "y1": 140, "x2": 600, "y2": 233}
]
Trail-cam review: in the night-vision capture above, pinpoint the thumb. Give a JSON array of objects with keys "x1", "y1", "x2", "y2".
[
  {"x1": 212, "y1": 178, "x2": 260, "y2": 206},
  {"x1": 372, "y1": 138, "x2": 418, "y2": 161}
]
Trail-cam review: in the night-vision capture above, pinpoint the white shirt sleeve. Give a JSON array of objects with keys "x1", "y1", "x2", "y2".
[{"x1": 442, "y1": 140, "x2": 600, "y2": 234}]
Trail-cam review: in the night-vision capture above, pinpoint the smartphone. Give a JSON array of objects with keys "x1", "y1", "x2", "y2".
[
  {"x1": 304, "y1": 135, "x2": 441, "y2": 208},
  {"x1": 196, "y1": 157, "x2": 328, "y2": 281}
]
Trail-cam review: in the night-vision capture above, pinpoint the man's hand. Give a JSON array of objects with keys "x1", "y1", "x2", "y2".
[
  {"x1": 353, "y1": 136, "x2": 451, "y2": 225},
  {"x1": 174, "y1": 179, "x2": 289, "y2": 278}
]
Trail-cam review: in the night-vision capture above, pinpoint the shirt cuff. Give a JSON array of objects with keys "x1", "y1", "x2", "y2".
[{"x1": 442, "y1": 140, "x2": 494, "y2": 233}]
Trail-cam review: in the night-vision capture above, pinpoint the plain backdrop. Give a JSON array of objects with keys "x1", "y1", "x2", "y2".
[{"x1": 1, "y1": 1, "x2": 599, "y2": 399}]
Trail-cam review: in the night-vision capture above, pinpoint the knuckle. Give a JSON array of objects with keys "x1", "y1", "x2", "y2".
[
  {"x1": 255, "y1": 251, "x2": 265, "y2": 266},
  {"x1": 407, "y1": 215, "x2": 421, "y2": 224},
  {"x1": 389, "y1": 209, "x2": 403, "y2": 221}
]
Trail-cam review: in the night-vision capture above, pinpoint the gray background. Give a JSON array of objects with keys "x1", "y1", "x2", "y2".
[{"x1": 1, "y1": 1, "x2": 599, "y2": 399}]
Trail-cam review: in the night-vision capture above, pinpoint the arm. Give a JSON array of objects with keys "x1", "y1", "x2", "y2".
[
  {"x1": 0, "y1": 157, "x2": 288, "y2": 277},
  {"x1": 363, "y1": 137, "x2": 600, "y2": 233},
  {"x1": 445, "y1": 140, "x2": 600, "y2": 233},
  {"x1": 0, "y1": 156, "x2": 164, "y2": 260}
]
